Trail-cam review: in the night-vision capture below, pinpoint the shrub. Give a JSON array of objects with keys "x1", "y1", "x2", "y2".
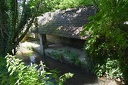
[
  {"x1": 0, "y1": 57, "x2": 8, "y2": 84},
  {"x1": 0, "y1": 54, "x2": 73, "y2": 85},
  {"x1": 82, "y1": 0, "x2": 128, "y2": 83},
  {"x1": 93, "y1": 58, "x2": 123, "y2": 79}
]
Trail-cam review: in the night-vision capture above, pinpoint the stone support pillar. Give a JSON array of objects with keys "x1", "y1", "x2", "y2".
[{"x1": 39, "y1": 34, "x2": 47, "y2": 56}]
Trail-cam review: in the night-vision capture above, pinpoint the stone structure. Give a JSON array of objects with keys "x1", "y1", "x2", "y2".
[{"x1": 34, "y1": 6, "x2": 96, "y2": 55}]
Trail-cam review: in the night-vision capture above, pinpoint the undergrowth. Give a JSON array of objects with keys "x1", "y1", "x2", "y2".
[{"x1": 0, "y1": 54, "x2": 73, "y2": 85}]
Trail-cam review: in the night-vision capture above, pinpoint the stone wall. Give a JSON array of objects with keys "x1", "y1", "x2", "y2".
[{"x1": 46, "y1": 35, "x2": 85, "y2": 49}]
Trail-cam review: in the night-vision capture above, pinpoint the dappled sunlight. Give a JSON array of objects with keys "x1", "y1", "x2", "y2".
[
  {"x1": 37, "y1": 6, "x2": 96, "y2": 40},
  {"x1": 124, "y1": 21, "x2": 128, "y2": 25},
  {"x1": 19, "y1": 41, "x2": 40, "y2": 48},
  {"x1": 16, "y1": 41, "x2": 41, "y2": 65},
  {"x1": 16, "y1": 41, "x2": 40, "y2": 56}
]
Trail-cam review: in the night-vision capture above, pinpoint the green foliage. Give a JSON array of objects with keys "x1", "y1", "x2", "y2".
[
  {"x1": 64, "y1": 50, "x2": 81, "y2": 66},
  {"x1": 0, "y1": 0, "x2": 9, "y2": 56},
  {"x1": 49, "y1": 49, "x2": 83, "y2": 67},
  {"x1": 82, "y1": 0, "x2": 128, "y2": 83},
  {"x1": 0, "y1": 0, "x2": 41, "y2": 56},
  {"x1": 56, "y1": 0, "x2": 93, "y2": 9},
  {"x1": 0, "y1": 57, "x2": 8, "y2": 84},
  {"x1": 94, "y1": 58, "x2": 123, "y2": 79},
  {"x1": 0, "y1": 57, "x2": 7, "y2": 73},
  {"x1": 59, "y1": 72, "x2": 73, "y2": 85},
  {"x1": 2, "y1": 54, "x2": 51, "y2": 85},
  {"x1": 50, "y1": 51, "x2": 63, "y2": 61},
  {"x1": 0, "y1": 0, "x2": 93, "y2": 56},
  {"x1": 105, "y1": 58, "x2": 122, "y2": 79},
  {"x1": 0, "y1": 54, "x2": 73, "y2": 85},
  {"x1": 38, "y1": 0, "x2": 93, "y2": 14}
]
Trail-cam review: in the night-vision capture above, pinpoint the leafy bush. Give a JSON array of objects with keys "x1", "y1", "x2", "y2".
[
  {"x1": 39, "y1": 0, "x2": 93, "y2": 14},
  {"x1": 105, "y1": 58, "x2": 123, "y2": 79},
  {"x1": 56, "y1": 0, "x2": 93, "y2": 9},
  {"x1": 59, "y1": 72, "x2": 73, "y2": 85},
  {"x1": 0, "y1": 57, "x2": 8, "y2": 84},
  {"x1": 0, "y1": 55, "x2": 73, "y2": 85},
  {"x1": 93, "y1": 58, "x2": 123, "y2": 79},
  {"x1": 82, "y1": 0, "x2": 128, "y2": 83}
]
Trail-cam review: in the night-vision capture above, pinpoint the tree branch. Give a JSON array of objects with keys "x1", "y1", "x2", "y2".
[{"x1": 12, "y1": 0, "x2": 41, "y2": 50}]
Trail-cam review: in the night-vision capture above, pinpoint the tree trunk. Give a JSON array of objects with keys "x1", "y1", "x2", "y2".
[{"x1": 0, "y1": 0, "x2": 9, "y2": 56}]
